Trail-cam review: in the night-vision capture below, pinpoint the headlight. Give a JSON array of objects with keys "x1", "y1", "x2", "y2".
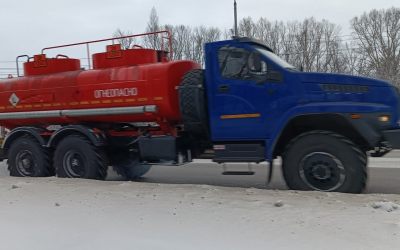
[{"x1": 378, "y1": 115, "x2": 391, "y2": 122}]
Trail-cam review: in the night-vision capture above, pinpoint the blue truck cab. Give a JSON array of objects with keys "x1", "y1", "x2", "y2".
[{"x1": 179, "y1": 37, "x2": 400, "y2": 193}]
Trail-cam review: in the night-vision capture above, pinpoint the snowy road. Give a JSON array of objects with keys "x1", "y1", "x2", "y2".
[{"x1": 0, "y1": 157, "x2": 399, "y2": 250}]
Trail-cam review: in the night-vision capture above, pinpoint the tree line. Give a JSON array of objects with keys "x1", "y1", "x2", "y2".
[{"x1": 115, "y1": 7, "x2": 400, "y2": 87}]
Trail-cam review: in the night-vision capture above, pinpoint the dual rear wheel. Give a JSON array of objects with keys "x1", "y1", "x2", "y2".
[{"x1": 7, "y1": 135, "x2": 149, "y2": 180}]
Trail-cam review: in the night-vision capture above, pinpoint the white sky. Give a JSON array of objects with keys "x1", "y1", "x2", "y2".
[{"x1": 0, "y1": 0, "x2": 398, "y2": 75}]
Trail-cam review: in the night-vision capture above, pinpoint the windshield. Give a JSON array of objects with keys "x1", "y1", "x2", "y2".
[{"x1": 255, "y1": 46, "x2": 297, "y2": 70}]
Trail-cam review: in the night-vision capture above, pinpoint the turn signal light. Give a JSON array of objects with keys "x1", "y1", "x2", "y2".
[{"x1": 350, "y1": 114, "x2": 362, "y2": 119}]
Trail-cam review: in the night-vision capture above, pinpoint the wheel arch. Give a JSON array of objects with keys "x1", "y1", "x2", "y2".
[
  {"x1": 47, "y1": 125, "x2": 106, "y2": 149},
  {"x1": 272, "y1": 114, "x2": 373, "y2": 158},
  {"x1": 3, "y1": 127, "x2": 47, "y2": 155}
]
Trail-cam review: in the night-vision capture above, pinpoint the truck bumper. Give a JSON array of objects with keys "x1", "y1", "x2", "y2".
[{"x1": 383, "y1": 129, "x2": 400, "y2": 149}]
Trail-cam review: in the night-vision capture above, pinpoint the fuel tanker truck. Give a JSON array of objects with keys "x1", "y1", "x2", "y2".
[{"x1": 1, "y1": 30, "x2": 400, "y2": 193}]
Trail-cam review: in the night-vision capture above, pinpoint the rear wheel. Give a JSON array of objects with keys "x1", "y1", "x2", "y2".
[
  {"x1": 8, "y1": 136, "x2": 51, "y2": 177},
  {"x1": 54, "y1": 135, "x2": 107, "y2": 180},
  {"x1": 282, "y1": 130, "x2": 367, "y2": 193}
]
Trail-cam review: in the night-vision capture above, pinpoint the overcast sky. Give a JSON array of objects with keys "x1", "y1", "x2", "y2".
[{"x1": 0, "y1": 0, "x2": 398, "y2": 75}]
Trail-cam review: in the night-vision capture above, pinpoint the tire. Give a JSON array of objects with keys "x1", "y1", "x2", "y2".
[
  {"x1": 179, "y1": 69, "x2": 209, "y2": 138},
  {"x1": 282, "y1": 130, "x2": 367, "y2": 193},
  {"x1": 8, "y1": 136, "x2": 50, "y2": 177},
  {"x1": 112, "y1": 153, "x2": 151, "y2": 180},
  {"x1": 54, "y1": 135, "x2": 107, "y2": 180}
]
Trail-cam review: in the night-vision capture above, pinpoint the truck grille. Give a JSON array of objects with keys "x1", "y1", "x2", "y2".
[{"x1": 320, "y1": 84, "x2": 369, "y2": 93}]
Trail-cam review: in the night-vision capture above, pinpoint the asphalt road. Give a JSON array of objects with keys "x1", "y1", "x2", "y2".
[
  {"x1": 141, "y1": 161, "x2": 400, "y2": 194},
  {"x1": 1, "y1": 154, "x2": 399, "y2": 194}
]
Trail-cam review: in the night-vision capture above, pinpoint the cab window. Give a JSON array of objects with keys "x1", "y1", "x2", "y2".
[{"x1": 218, "y1": 46, "x2": 268, "y2": 81}]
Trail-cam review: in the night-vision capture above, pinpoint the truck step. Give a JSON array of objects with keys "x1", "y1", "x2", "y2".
[{"x1": 222, "y1": 171, "x2": 255, "y2": 176}]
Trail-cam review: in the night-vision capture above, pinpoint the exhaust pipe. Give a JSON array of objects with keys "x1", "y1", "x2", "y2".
[{"x1": 234, "y1": 0, "x2": 239, "y2": 37}]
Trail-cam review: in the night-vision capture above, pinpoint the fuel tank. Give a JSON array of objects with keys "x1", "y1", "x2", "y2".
[{"x1": 0, "y1": 47, "x2": 200, "y2": 129}]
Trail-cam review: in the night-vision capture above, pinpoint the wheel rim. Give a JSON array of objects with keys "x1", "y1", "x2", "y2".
[
  {"x1": 299, "y1": 152, "x2": 346, "y2": 191},
  {"x1": 63, "y1": 150, "x2": 86, "y2": 177},
  {"x1": 15, "y1": 150, "x2": 35, "y2": 176}
]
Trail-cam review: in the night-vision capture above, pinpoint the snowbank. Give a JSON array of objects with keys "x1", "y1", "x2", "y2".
[{"x1": 0, "y1": 177, "x2": 399, "y2": 250}]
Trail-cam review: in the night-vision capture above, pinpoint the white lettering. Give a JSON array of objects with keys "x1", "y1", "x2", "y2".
[{"x1": 94, "y1": 88, "x2": 138, "y2": 99}]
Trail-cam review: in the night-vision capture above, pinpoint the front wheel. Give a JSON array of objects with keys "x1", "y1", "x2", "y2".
[{"x1": 282, "y1": 130, "x2": 367, "y2": 193}]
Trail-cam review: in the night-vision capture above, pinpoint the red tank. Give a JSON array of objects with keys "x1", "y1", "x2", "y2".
[{"x1": 0, "y1": 33, "x2": 200, "y2": 130}]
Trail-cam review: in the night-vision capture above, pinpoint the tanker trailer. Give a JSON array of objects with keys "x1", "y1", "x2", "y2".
[{"x1": 0, "y1": 31, "x2": 203, "y2": 180}]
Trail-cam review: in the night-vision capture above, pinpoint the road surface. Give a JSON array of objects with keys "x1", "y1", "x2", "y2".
[
  {"x1": 0, "y1": 155, "x2": 399, "y2": 194},
  {"x1": 1, "y1": 155, "x2": 399, "y2": 250}
]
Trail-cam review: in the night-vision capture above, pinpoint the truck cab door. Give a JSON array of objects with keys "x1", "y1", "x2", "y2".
[{"x1": 207, "y1": 44, "x2": 285, "y2": 141}]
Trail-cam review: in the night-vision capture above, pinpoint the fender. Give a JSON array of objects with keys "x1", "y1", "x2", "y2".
[
  {"x1": 2, "y1": 127, "x2": 47, "y2": 152},
  {"x1": 267, "y1": 102, "x2": 392, "y2": 160},
  {"x1": 47, "y1": 125, "x2": 106, "y2": 148}
]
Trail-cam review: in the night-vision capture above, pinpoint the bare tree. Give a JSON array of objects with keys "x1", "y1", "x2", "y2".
[
  {"x1": 111, "y1": 6, "x2": 400, "y2": 83},
  {"x1": 113, "y1": 29, "x2": 136, "y2": 49},
  {"x1": 234, "y1": 17, "x2": 345, "y2": 73},
  {"x1": 255, "y1": 19, "x2": 283, "y2": 54},
  {"x1": 191, "y1": 26, "x2": 221, "y2": 65},
  {"x1": 164, "y1": 24, "x2": 193, "y2": 60},
  {"x1": 144, "y1": 7, "x2": 162, "y2": 50},
  {"x1": 238, "y1": 17, "x2": 257, "y2": 37},
  {"x1": 351, "y1": 7, "x2": 400, "y2": 86}
]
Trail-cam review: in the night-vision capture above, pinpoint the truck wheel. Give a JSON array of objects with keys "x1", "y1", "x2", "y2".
[
  {"x1": 54, "y1": 135, "x2": 107, "y2": 180},
  {"x1": 8, "y1": 136, "x2": 50, "y2": 177},
  {"x1": 112, "y1": 154, "x2": 151, "y2": 180},
  {"x1": 282, "y1": 130, "x2": 367, "y2": 193},
  {"x1": 179, "y1": 69, "x2": 209, "y2": 138}
]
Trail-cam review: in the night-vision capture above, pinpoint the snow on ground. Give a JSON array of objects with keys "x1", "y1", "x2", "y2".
[
  {"x1": 0, "y1": 177, "x2": 400, "y2": 250},
  {"x1": 1, "y1": 153, "x2": 400, "y2": 249}
]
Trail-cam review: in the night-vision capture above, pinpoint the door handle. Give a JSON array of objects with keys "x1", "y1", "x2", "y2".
[{"x1": 218, "y1": 85, "x2": 230, "y2": 93}]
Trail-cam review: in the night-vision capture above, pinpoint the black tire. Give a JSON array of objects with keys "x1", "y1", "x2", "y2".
[
  {"x1": 54, "y1": 135, "x2": 107, "y2": 180},
  {"x1": 8, "y1": 136, "x2": 51, "y2": 177},
  {"x1": 179, "y1": 69, "x2": 209, "y2": 138},
  {"x1": 282, "y1": 130, "x2": 367, "y2": 193},
  {"x1": 112, "y1": 153, "x2": 151, "y2": 180}
]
